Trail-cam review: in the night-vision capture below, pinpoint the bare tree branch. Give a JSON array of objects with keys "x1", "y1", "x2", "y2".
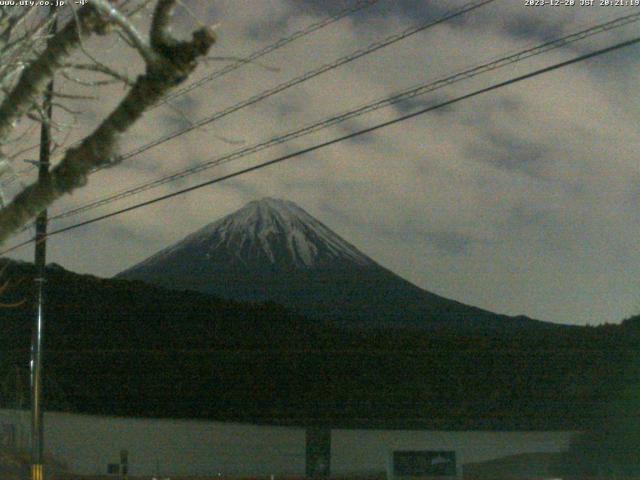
[
  {"x1": 0, "y1": 263, "x2": 26, "y2": 308},
  {"x1": 0, "y1": 278, "x2": 25, "y2": 308},
  {"x1": 62, "y1": 61, "x2": 135, "y2": 86},
  {"x1": 0, "y1": 0, "x2": 216, "y2": 244},
  {"x1": 0, "y1": 6, "x2": 109, "y2": 153},
  {"x1": 150, "y1": 0, "x2": 177, "y2": 50},
  {"x1": 89, "y1": 0, "x2": 158, "y2": 65}
]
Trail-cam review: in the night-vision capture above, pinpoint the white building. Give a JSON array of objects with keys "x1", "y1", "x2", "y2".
[{"x1": 0, "y1": 409, "x2": 574, "y2": 477}]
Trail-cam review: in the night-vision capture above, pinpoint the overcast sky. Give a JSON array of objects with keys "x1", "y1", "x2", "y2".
[{"x1": 3, "y1": 0, "x2": 640, "y2": 326}]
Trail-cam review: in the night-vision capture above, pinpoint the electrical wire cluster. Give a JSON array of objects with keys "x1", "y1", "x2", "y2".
[{"x1": 1, "y1": 0, "x2": 639, "y2": 255}]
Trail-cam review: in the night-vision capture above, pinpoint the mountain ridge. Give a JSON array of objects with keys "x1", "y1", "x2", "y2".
[{"x1": 118, "y1": 198, "x2": 551, "y2": 331}]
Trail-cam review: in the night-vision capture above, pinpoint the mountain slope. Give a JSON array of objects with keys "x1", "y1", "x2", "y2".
[{"x1": 118, "y1": 198, "x2": 548, "y2": 330}]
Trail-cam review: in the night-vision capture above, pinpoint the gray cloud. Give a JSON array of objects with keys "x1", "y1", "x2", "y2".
[
  {"x1": 5, "y1": 0, "x2": 639, "y2": 326},
  {"x1": 424, "y1": 230, "x2": 477, "y2": 255},
  {"x1": 371, "y1": 220, "x2": 482, "y2": 257},
  {"x1": 244, "y1": 14, "x2": 292, "y2": 43},
  {"x1": 498, "y1": 11, "x2": 566, "y2": 43},
  {"x1": 467, "y1": 130, "x2": 551, "y2": 178}
]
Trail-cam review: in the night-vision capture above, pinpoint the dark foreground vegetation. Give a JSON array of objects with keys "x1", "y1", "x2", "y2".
[{"x1": 0, "y1": 259, "x2": 638, "y2": 435}]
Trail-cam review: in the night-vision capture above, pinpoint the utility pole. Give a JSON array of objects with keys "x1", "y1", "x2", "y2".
[{"x1": 31, "y1": 8, "x2": 56, "y2": 480}]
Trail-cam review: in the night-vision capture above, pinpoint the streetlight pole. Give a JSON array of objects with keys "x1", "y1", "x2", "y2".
[{"x1": 31, "y1": 8, "x2": 56, "y2": 480}]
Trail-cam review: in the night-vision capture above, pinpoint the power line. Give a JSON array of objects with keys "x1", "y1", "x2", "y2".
[
  {"x1": 48, "y1": 10, "x2": 640, "y2": 222},
  {"x1": 11, "y1": 0, "x2": 497, "y2": 228},
  {"x1": 6, "y1": 0, "x2": 497, "y2": 225},
  {"x1": 2, "y1": 34, "x2": 636, "y2": 256},
  {"x1": 91, "y1": 0, "x2": 498, "y2": 171},
  {"x1": 155, "y1": 0, "x2": 381, "y2": 109},
  {"x1": 1, "y1": 0, "x2": 380, "y2": 190}
]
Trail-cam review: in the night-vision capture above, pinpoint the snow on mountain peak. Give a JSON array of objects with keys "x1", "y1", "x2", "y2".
[{"x1": 140, "y1": 198, "x2": 375, "y2": 270}]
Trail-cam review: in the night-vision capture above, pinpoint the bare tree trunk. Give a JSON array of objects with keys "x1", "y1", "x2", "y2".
[{"x1": 0, "y1": 0, "x2": 215, "y2": 244}]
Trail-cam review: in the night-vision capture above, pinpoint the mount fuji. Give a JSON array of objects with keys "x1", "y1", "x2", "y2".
[{"x1": 118, "y1": 198, "x2": 547, "y2": 330}]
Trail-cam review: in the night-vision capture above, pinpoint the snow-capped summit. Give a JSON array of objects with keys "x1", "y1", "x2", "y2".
[
  {"x1": 128, "y1": 197, "x2": 374, "y2": 273},
  {"x1": 119, "y1": 198, "x2": 545, "y2": 330},
  {"x1": 196, "y1": 197, "x2": 372, "y2": 269}
]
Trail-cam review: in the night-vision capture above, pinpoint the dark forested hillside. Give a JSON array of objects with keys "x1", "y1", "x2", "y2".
[{"x1": 1, "y1": 259, "x2": 638, "y2": 430}]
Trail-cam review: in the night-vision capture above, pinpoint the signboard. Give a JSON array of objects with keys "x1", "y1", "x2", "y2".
[{"x1": 392, "y1": 450, "x2": 457, "y2": 478}]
